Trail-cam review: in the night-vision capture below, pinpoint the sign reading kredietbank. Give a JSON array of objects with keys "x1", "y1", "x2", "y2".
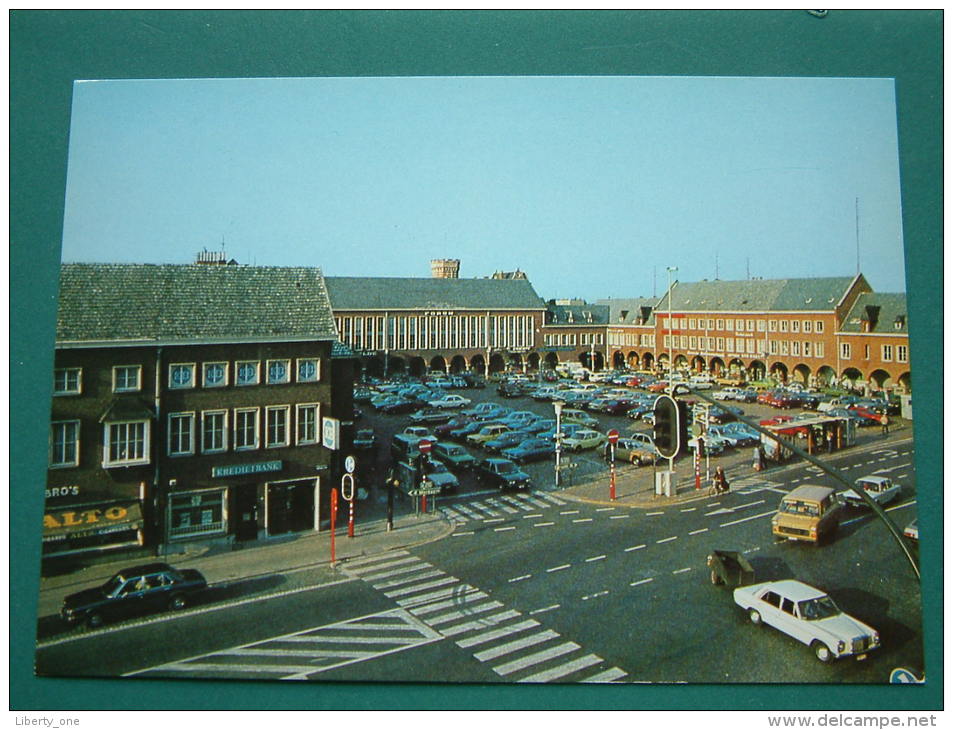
[{"x1": 212, "y1": 460, "x2": 283, "y2": 478}]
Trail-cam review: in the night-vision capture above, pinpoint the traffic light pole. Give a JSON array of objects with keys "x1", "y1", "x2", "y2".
[{"x1": 674, "y1": 385, "x2": 919, "y2": 581}]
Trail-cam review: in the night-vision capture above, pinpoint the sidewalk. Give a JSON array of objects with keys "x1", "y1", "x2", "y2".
[
  {"x1": 556, "y1": 428, "x2": 914, "y2": 509},
  {"x1": 36, "y1": 510, "x2": 452, "y2": 621}
]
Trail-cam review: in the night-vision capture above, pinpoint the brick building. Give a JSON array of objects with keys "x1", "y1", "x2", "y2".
[{"x1": 44, "y1": 263, "x2": 348, "y2": 566}]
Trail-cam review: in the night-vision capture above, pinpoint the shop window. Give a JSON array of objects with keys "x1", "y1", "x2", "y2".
[{"x1": 169, "y1": 490, "x2": 227, "y2": 539}]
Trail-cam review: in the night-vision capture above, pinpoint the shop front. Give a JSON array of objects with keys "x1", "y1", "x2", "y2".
[
  {"x1": 266, "y1": 478, "x2": 320, "y2": 536},
  {"x1": 42, "y1": 500, "x2": 145, "y2": 559}
]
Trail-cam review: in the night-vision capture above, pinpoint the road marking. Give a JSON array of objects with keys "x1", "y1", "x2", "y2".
[
  {"x1": 494, "y1": 526, "x2": 517, "y2": 533},
  {"x1": 483, "y1": 517, "x2": 505, "y2": 524},
  {"x1": 494, "y1": 641, "x2": 579, "y2": 676},
  {"x1": 371, "y1": 569, "x2": 446, "y2": 589},
  {"x1": 680, "y1": 507, "x2": 696, "y2": 513},
  {"x1": 529, "y1": 604, "x2": 560, "y2": 615},
  {"x1": 560, "y1": 510, "x2": 580, "y2": 515},
  {"x1": 534, "y1": 521, "x2": 555, "y2": 527},
  {"x1": 455, "y1": 619, "x2": 541, "y2": 648},
  {"x1": 344, "y1": 550, "x2": 411, "y2": 569},
  {"x1": 547, "y1": 564, "x2": 571, "y2": 573},
  {"x1": 646, "y1": 511, "x2": 664, "y2": 516},
  {"x1": 585, "y1": 555, "x2": 607, "y2": 562},
  {"x1": 518, "y1": 654, "x2": 603, "y2": 684},
  {"x1": 473, "y1": 630, "x2": 559, "y2": 662},
  {"x1": 355, "y1": 561, "x2": 437, "y2": 581},
  {"x1": 609, "y1": 514, "x2": 630, "y2": 520},
  {"x1": 595, "y1": 507, "x2": 615, "y2": 512},
  {"x1": 508, "y1": 574, "x2": 533, "y2": 583},
  {"x1": 672, "y1": 568, "x2": 691, "y2": 575},
  {"x1": 440, "y1": 610, "x2": 522, "y2": 637},
  {"x1": 624, "y1": 544, "x2": 646, "y2": 552},
  {"x1": 396, "y1": 585, "x2": 478, "y2": 608},
  {"x1": 656, "y1": 536, "x2": 678, "y2": 544},
  {"x1": 426, "y1": 601, "x2": 505, "y2": 626},
  {"x1": 383, "y1": 576, "x2": 459, "y2": 598},
  {"x1": 522, "y1": 513, "x2": 543, "y2": 519},
  {"x1": 689, "y1": 528, "x2": 709, "y2": 535},
  {"x1": 629, "y1": 578, "x2": 653, "y2": 587},
  {"x1": 581, "y1": 667, "x2": 629, "y2": 683},
  {"x1": 408, "y1": 592, "x2": 490, "y2": 616},
  {"x1": 572, "y1": 518, "x2": 594, "y2": 524},
  {"x1": 720, "y1": 510, "x2": 776, "y2": 528},
  {"x1": 581, "y1": 591, "x2": 610, "y2": 601},
  {"x1": 452, "y1": 531, "x2": 474, "y2": 537},
  {"x1": 535, "y1": 492, "x2": 567, "y2": 506},
  {"x1": 345, "y1": 555, "x2": 418, "y2": 575}
]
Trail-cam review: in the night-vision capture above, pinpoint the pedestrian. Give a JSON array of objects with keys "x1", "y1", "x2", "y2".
[
  {"x1": 752, "y1": 445, "x2": 764, "y2": 472},
  {"x1": 713, "y1": 466, "x2": 730, "y2": 494},
  {"x1": 826, "y1": 430, "x2": 835, "y2": 454},
  {"x1": 880, "y1": 413, "x2": 890, "y2": 436}
]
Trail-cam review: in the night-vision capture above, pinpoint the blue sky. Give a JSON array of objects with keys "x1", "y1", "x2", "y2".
[{"x1": 61, "y1": 75, "x2": 906, "y2": 301}]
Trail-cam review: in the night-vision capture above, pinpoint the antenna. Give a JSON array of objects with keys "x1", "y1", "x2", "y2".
[
  {"x1": 746, "y1": 257, "x2": 750, "y2": 280},
  {"x1": 715, "y1": 252, "x2": 719, "y2": 280}
]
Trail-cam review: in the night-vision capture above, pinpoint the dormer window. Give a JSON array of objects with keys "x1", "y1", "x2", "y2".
[{"x1": 894, "y1": 315, "x2": 906, "y2": 329}]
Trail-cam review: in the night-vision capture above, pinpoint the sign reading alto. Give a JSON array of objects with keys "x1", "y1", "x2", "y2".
[
  {"x1": 212, "y1": 460, "x2": 283, "y2": 478},
  {"x1": 43, "y1": 501, "x2": 144, "y2": 542}
]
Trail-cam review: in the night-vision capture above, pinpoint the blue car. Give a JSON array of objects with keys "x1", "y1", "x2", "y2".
[
  {"x1": 484, "y1": 430, "x2": 534, "y2": 454},
  {"x1": 502, "y1": 438, "x2": 556, "y2": 464}
]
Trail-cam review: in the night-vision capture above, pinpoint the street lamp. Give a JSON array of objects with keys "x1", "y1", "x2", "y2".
[
  {"x1": 554, "y1": 400, "x2": 565, "y2": 488},
  {"x1": 666, "y1": 266, "x2": 678, "y2": 380}
]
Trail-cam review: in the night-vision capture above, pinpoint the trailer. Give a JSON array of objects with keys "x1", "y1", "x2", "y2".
[{"x1": 706, "y1": 550, "x2": 755, "y2": 587}]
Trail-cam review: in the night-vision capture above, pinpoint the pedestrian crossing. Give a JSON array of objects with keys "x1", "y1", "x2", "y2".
[
  {"x1": 440, "y1": 490, "x2": 566, "y2": 525},
  {"x1": 733, "y1": 476, "x2": 787, "y2": 496},
  {"x1": 341, "y1": 550, "x2": 627, "y2": 684}
]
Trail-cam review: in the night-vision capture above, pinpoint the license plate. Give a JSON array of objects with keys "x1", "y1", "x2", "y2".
[{"x1": 856, "y1": 653, "x2": 868, "y2": 661}]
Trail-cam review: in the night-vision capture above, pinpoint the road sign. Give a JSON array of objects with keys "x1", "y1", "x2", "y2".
[
  {"x1": 607, "y1": 429, "x2": 619, "y2": 445},
  {"x1": 408, "y1": 487, "x2": 442, "y2": 497},
  {"x1": 890, "y1": 667, "x2": 923, "y2": 684},
  {"x1": 344, "y1": 455, "x2": 356, "y2": 474},
  {"x1": 419, "y1": 439, "x2": 433, "y2": 455}
]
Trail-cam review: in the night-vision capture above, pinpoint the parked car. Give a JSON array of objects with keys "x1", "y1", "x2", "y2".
[
  {"x1": 560, "y1": 408, "x2": 599, "y2": 428},
  {"x1": 463, "y1": 402, "x2": 510, "y2": 421},
  {"x1": 353, "y1": 428, "x2": 376, "y2": 450},
  {"x1": 467, "y1": 423, "x2": 511, "y2": 446},
  {"x1": 419, "y1": 459, "x2": 460, "y2": 493},
  {"x1": 409, "y1": 407, "x2": 453, "y2": 424},
  {"x1": 474, "y1": 457, "x2": 532, "y2": 490},
  {"x1": 903, "y1": 518, "x2": 919, "y2": 541},
  {"x1": 431, "y1": 441, "x2": 477, "y2": 471},
  {"x1": 502, "y1": 438, "x2": 555, "y2": 464},
  {"x1": 526, "y1": 418, "x2": 556, "y2": 435},
  {"x1": 61, "y1": 563, "x2": 207, "y2": 628},
  {"x1": 497, "y1": 381, "x2": 527, "y2": 398},
  {"x1": 562, "y1": 429, "x2": 607, "y2": 452},
  {"x1": 733, "y1": 579, "x2": 880, "y2": 663},
  {"x1": 484, "y1": 430, "x2": 534, "y2": 454},
  {"x1": 688, "y1": 433, "x2": 727, "y2": 456},
  {"x1": 378, "y1": 398, "x2": 419, "y2": 415},
  {"x1": 428, "y1": 394, "x2": 472, "y2": 409},
  {"x1": 449, "y1": 420, "x2": 496, "y2": 441},
  {"x1": 771, "y1": 485, "x2": 842, "y2": 544},
  {"x1": 717, "y1": 422, "x2": 760, "y2": 446},
  {"x1": 609, "y1": 437, "x2": 657, "y2": 466},
  {"x1": 434, "y1": 415, "x2": 473, "y2": 438},
  {"x1": 840, "y1": 475, "x2": 900, "y2": 508}
]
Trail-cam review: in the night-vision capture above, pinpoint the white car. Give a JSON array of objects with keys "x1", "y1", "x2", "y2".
[
  {"x1": 840, "y1": 475, "x2": 900, "y2": 508},
  {"x1": 712, "y1": 387, "x2": 742, "y2": 401},
  {"x1": 734, "y1": 580, "x2": 880, "y2": 663},
  {"x1": 428, "y1": 394, "x2": 472, "y2": 409},
  {"x1": 561, "y1": 429, "x2": 607, "y2": 452}
]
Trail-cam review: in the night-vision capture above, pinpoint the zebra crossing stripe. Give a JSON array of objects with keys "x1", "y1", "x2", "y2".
[
  {"x1": 514, "y1": 493, "x2": 550, "y2": 509},
  {"x1": 487, "y1": 498, "x2": 519, "y2": 514},
  {"x1": 344, "y1": 550, "x2": 411, "y2": 569},
  {"x1": 384, "y1": 576, "x2": 459, "y2": 598},
  {"x1": 157, "y1": 662, "x2": 317, "y2": 676},
  {"x1": 439, "y1": 610, "x2": 523, "y2": 637},
  {"x1": 425, "y1": 601, "x2": 505, "y2": 626},
  {"x1": 469, "y1": 502, "x2": 499, "y2": 517},
  {"x1": 455, "y1": 504, "x2": 483, "y2": 519},
  {"x1": 535, "y1": 492, "x2": 567, "y2": 506},
  {"x1": 517, "y1": 653, "x2": 603, "y2": 683},
  {"x1": 473, "y1": 630, "x2": 559, "y2": 662},
  {"x1": 360, "y1": 561, "x2": 439, "y2": 582},
  {"x1": 456, "y1": 619, "x2": 541, "y2": 648},
  {"x1": 499, "y1": 495, "x2": 531, "y2": 510},
  {"x1": 346, "y1": 556, "x2": 419, "y2": 575},
  {"x1": 493, "y1": 641, "x2": 579, "y2": 676},
  {"x1": 408, "y1": 592, "x2": 490, "y2": 616},
  {"x1": 396, "y1": 585, "x2": 478, "y2": 608},
  {"x1": 441, "y1": 507, "x2": 469, "y2": 523},
  {"x1": 580, "y1": 667, "x2": 628, "y2": 683},
  {"x1": 372, "y1": 569, "x2": 446, "y2": 590}
]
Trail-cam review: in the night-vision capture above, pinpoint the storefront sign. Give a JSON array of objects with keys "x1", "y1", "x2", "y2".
[
  {"x1": 212, "y1": 460, "x2": 283, "y2": 478},
  {"x1": 43, "y1": 501, "x2": 143, "y2": 543},
  {"x1": 43, "y1": 504, "x2": 132, "y2": 529},
  {"x1": 45, "y1": 485, "x2": 81, "y2": 499}
]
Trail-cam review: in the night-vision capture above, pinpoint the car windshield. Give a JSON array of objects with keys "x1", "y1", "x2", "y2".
[
  {"x1": 102, "y1": 574, "x2": 126, "y2": 596},
  {"x1": 497, "y1": 462, "x2": 516, "y2": 474},
  {"x1": 798, "y1": 596, "x2": 840, "y2": 620},
  {"x1": 780, "y1": 500, "x2": 820, "y2": 516}
]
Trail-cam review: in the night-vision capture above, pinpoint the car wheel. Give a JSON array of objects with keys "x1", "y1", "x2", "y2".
[
  {"x1": 169, "y1": 594, "x2": 188, "y2": 612},
  {"x1": 747, "y1": 608, "x2": 762, "y2": 626},
  {"x1": 812, "y1": 641, "x2": 834, "y2": 663},
  {"x1": 86, "y1": 612, "x2": 104, "y2": 629}
]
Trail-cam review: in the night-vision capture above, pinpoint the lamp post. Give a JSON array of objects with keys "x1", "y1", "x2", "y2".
[
  {"x1": 554, "y1": 400, "x2": 565, "y2": 488},
  {"x1": 666, "y1": 266, "x2": 678, "y2": 380}
]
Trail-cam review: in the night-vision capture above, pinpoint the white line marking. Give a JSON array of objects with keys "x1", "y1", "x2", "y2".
[
  {"x1": 522, "y1": 513, "x2": 543, "y2": 519},
  {"x1": 508, "y1": 574, "x2": 532, "y2": 583},
  {"x1": 452, "y1": 531, "x2": 474, "y2": 537},
  {"x1": 534, "y1": 521, "x2": 555, "y2": 527},
  {"x1": 546, "y1": 564, "x2": 571, "y2": 573},
  {"x1": 529, "y1": 604, "x2": 560, "y2": 615},
  {"x1": 581, "y1": 591, "x2": 610, "y2": 601},
  {"x1": 560, "y1": 510, "x2": 581, "y2": 515},
  {"x1": 440, "y1": 610, "x2": 522, "y2": 637},
  {"x1": 483, "y1": 517, "x2": 505, "y2": 524},
  {"x1": 518, "y1": 654, "x2": 603, "y2": 684},
  {"x1": 647, "y1": 511, "x2": 664, "y2": 516},
  {"x1": 595, "y1": 507, "x2": 615, "y2": 512},
  {"x1": 689, "y1": 528, "x2": 709, "y2": 535},
  {"x1": 672, "y1": 568, "x2": 691, "y2": 575},
  {"x1": 630, "y1": 578, "x2": 653, "y2": 587},
  {"x1": 473, "y1": 630, "x2": 559, "y2": 662},
  {"x1": 680, "y1": 507, "x2": 696, "y2": 513},
  {"x1": 408, "y1": 592, "x2": 490, "y2": 616},
  {"x1": 494, "y1": 641, "x2": 580, "y2": 676},
  {"x1": 494, "y1": 526, "x2": 517, "y2": 532},
  {"x1": 572, "y1": 518, "x2": 594, "y2": 523},
  {"x1": 585, "y1": 555, "x2": 607, "y2": 562},
  {"x1": 581, "y1": 667, "x2": 629, "y2": 683},
  {"x1": 719, "y1": 510, "x2": 776, "y2": 527},
  {"x1": 456, "y1": 619, "x2": 541, "y2": 648},
  {"x1": 426, "y1": 601, "x2": 505, "y2": 626},
  {"x1": 609, "y1": 514, "x2": 630, "y2": 520},
  {"x1": 656, "y1": 536, "x2": 678, "y2": 544},
  {"x1": 383, "y1": 576, "x2": 459, "y2": 598},
  {"x1": 624, "y1": 544, "x2": 646, "y2": 552}
]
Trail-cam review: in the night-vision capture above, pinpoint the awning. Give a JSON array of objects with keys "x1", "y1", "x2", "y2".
[{"x1": 43, "y1": 501, "x2": 143, "y2": 543}]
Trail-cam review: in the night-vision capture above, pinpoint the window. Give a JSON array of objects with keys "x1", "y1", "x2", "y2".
[
  {"x1": 50, "y1": 421, "x2": 79, "y2": 467},
  {"x1": 296, "y1": 404, "x2": 319, "y2": 445},
  {"x1": 716, "y1": 337, "x2": 725, "y2": 351},
  {"x1": 791, "y1": 320, "x2": 800, "y2": 333},
  {"x1": 688, "y1": 318, "x2": 697, "y2": 330},
  {"x1": 297, "y1": 358, "x2": 320, "y2": 383},
  {"x1": 707, "y1": 319, "x2": 715, "y2": 330},
  {"x1": 763, "y1": 592, "x2": 781, "y2": 609},
  {"x1": 203, "y1": 362, "x2": 228, "y2": 388},
  {"x1": 716, "y1": 319, "x2": 724, "y2": 330},
  {"x1": 234, "y1": 408, "x2": 259, "y2": 450},
  {"x1": 780, "y1": 341, "x2": 789, "y2": 355},
  {"x1": 736, "y1": 338, "x2": 745, "y2": 353},
  {"x1": 104, "y1": 421, "x2": 149, "y2": 466},
  {"x1": 768, "y1": 320, "x2": 777, "y2": 332},
  {"x1": 791, "y1": 341, "x2": 800, "y2": 356},
  {"x1": 882, "y1": 345, "x2": 893, "y2": 362},
  {"x1": 201, "y1": 411, "x2": 228, "y2": 453},
  {"x1": 779, "y1": 320, "x2": 789, "y2": 333},
  {"x1": 769, "y1": 340, "x2": 778, "y2": 355},
  {"x1": 169, "y1": 363, "x2": 195, "y2": 389},
  {"x1": 689, "y1": 336, "x2": 697, "y2": 349},
  {"x1": 267, "y1": 359, "x2": 291, "y2": 385},
  {"x1": 864, "y1": 345, "x2": 870, "y2": 360},
  {"x1": 757, "y1": 320, "x2": 766, "y2": 332},
  {"x1": 266, "y1": 406, "x2": 290, "y2": 447},
  {"x1": 803, "y1": 320, "x2": 812, "y2": 333},
  {"x1": 815, "y1": 320, "x2": 824, "y2": 333},
  {"x1": 746, "y1": 320, "x2": 754, "y2": 332},
  {"x1": 235, "y1": 361, "x2": 259, "y2": 386},
  {"x1": 168, "y1": 413, "x2": 195, "y2": 456},
  {"x1": 53, "y1": 368, "x2": 82, "y2": 395},
  {"x1": 169, "y1": 490, "x2": 226, "y2": 539},
  {"x1": 840, "y1": 343, "x2": 851, "y2": 359},
  {"x1": 735, "y1": 319, "x2": 744, "y2": 332},
  {"x1": 897, "y1": 345, "x2": 908, "y2": 363},
  {"x1": 113, "y1": 365, "x2": 141, "y2": 392},
  {"x1": 815, "y1": 342, "x2": 824, "y2": 358},
  {"x1": 803, "y1": 342, "x2": 812, "y2": 357},
  {"x1": 781, "y1": 598, "x2": 796, "y2": 616}
]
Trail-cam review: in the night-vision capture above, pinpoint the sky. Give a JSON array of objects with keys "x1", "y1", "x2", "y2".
[{"x1": 60, "y1": 75, "x2": 906, "y2": 302}]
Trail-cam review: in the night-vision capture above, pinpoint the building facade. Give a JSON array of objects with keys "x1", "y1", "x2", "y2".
[{"x1": 45, "y1": 263, "x2": 346, "y2": 566}]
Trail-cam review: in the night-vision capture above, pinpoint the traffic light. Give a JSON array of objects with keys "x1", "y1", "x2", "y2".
[{"x1": 653, "y1": 395, "x2": 688, "y2": 459}]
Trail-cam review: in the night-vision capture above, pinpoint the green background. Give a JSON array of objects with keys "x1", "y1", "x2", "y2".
[{"x1": 11, "y1": 10, "x2": 942, "y2": 711}]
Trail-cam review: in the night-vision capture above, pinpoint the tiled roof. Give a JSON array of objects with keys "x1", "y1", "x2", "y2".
[
  {"x1": 657, "y1": 276, "x2": 858, "y2": 313},
  {"x1": 840, "y1": 292, "x2": 908, "y2": 333},
  {"x1": 545, "y1": 302, "x2": 610, "y2": 326},
  {"x1": 57, "y1": 264, "x2": 337, "y2": 345},
  {"x1": 325, "y1": 277, "x2": 546, "y2": 311},
  {"x1": 597, "y1": 297, "x2": 658, "y2": 326}
]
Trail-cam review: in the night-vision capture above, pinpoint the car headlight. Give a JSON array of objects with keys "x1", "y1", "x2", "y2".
[
  {"x1": 872, "y1": 632, "x2": 880, "y2": 647},
  {"x1": 837, "y1": 640, "x2": 845, "y2": 654}
]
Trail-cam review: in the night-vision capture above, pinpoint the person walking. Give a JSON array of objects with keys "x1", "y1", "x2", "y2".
[
  {"x1": 713, "y1": 466, "x2": 730, "y2": 494},
  {"x1": 880, "y1": 412, "x2": 890, "y2": 437},
  {"x1": 826, "y1": 429, "x2": 835, "y2": 454}
]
